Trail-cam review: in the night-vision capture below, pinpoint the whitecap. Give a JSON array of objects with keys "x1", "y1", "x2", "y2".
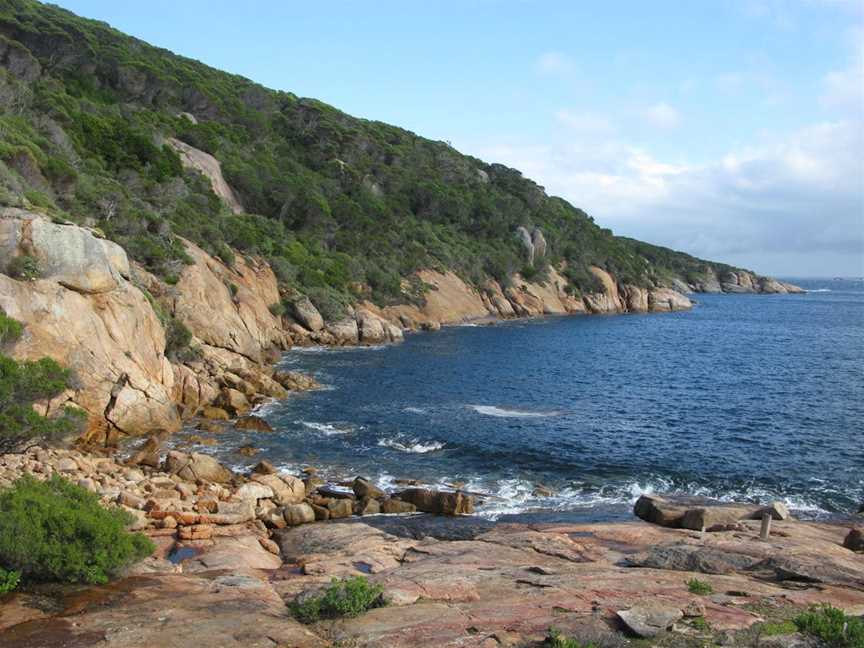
[
  {"x1": 403, "y1": 406, "x2": 427, "y2": 414},
  {"x1": 296, "y1": 420, "x2": 357, "y2": 435},
  {"x1": 378, "y1": 438, "x2": 445, "y2": 454},
  {"x1": 470, "y1": 405, "x2": 557, "y2": 418},
  {"x1": 806, "y1": 288, "x2": 831, "y2": 293}
]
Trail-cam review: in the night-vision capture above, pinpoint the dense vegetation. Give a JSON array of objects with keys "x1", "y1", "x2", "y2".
[
  {"x1": 0, "y1": 475, "x2": 154, "y2": 587},
  {"x1": 0, "y1": 310, "x2": 83, "y2": 451},
  {"x1": 0, "y1": 0, "x2": 740, "y2": 310}
]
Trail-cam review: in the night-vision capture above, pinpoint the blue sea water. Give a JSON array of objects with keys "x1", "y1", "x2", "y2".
[{"x1": 196, "y1": 279, "x2": 864, "y2": 522}]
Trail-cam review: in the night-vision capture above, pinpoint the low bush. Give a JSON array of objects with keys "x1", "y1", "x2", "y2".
[
  {"x1": 290, "y1": 576, "x2": 385, "y2": 624},
  {"x1": 0, "y1": 475, "x2": 154, "y2": 585},
  {"x1": 6, "y1": 254, "x2": 40, "y2": 280},
  {"x1": 0, "y1": 354, "x2": 84, "y2": 451},
  {"x1": 164, "y1": 318, "x2": 192, "y2": 360},
  {"x1": 544, "y1": 628, "x2": 601, "y2": 648},
  {"x1": 686, "y1": 577, "x2": 713, "y2": 595},
  {"x1": 794, "y1": 604, "x2": 864, "y2": 647},
  {"x1": 0, "y1": 567, "x2": 20, "y2": 593},
  {"x1": 268, "y1": 301, "x2": 286, "y2": 317},
  {"x1": 0, "y1": 311, "x2": 23, "y2": 346}
]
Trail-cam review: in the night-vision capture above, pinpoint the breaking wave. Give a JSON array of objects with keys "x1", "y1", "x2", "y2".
[
  {"x1": 378, "y1": 437, "x2": 445, "y2": 454},
  {"x1": 296, "y1": 420, "x2": 358, "y2": 435},
  {"x1": 470, "y1": 405, "x2": 558, "y2": 418}
]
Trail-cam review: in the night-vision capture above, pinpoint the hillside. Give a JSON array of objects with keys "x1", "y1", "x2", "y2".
[
  {"x1": 0, "y1": 1, "x2": 804, "y2": 442},
  {"x1": 0, "y1": 0, "x2": 797, "y2": 316}
]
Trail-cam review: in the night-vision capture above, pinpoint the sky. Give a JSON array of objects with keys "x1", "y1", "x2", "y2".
[{"x1": 54, "y1": 0, "x2": 864, "y2": 277}]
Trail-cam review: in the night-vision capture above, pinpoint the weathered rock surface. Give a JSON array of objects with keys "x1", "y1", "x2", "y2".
[
  {"x1": 167, "y1": 137, "x2": 244, "y2": 214},
  {"x1": 617, "y1": 603, "x2": 683, "y2": 637}
]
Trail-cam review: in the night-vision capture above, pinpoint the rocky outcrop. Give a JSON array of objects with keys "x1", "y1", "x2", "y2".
[
  {"x1": 0, "y1": 208, "x2": 129, "y2": 293},
  {"x1": 289, "y1": 295, "x2": 324, "y2": 332},
  {"x1": 167, "y1": 138, "x2": 244, "y2": 214},
  {"x1": 0, "y1": 210, "x2": 180, "y2": 441}
]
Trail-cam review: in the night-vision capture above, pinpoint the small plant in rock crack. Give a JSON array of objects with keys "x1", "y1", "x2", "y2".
[
  {"x1": 290, "y1": 576, "x2": 386, "y2": 624},
  {"x1": 686, "y1": 577, "x2": 713, "y2": 595}
]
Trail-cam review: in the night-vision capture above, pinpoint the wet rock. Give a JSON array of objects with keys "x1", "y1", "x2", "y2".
[
  {"x1": 327, "y1": 499, "x2": 354, "y2": 519},
  {"x1": 617, "y1": 603, "x2": 683, "y2": 638},
  {"x1": 236, "y1": 444, "x2": 259, "y2": 457},
  {"x1": 234, "y1": 415, "x2": 274, "y2": 432},
  {"x1": 283, "y1": 503, "x2": 315, "y2": 526},
  {"x1": 842, "y1": 528, "x2": 862, "y2": 551},
  {"x1": 195, "y1": 420, "x2": 225, "y2": 434},
  {"x1": 381, "y1": 498, "x2": 417, "y2": 515},
  {"x1": 252, "y1": 459, "x2": 276, "y2": 475},
  {"x1": 272, "y1": 370, "x2": 320, "y2": 392},
  {"x1": 353, "y1": 477, "x2": 385, "y2": 499},
  {"x1": 358, "y1": 498, "x2": 381, "y2": 516},
  {"x1": 397, "y1": 488, "x2": 474, "y2": 515},
  {"x1": 218, "y1": 389, "x2": 250, "y2": 416},
  {"x1": 201, "y1": 406, "x2": 230, "y2": 421}
]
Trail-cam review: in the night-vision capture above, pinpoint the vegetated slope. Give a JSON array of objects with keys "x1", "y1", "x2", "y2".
[{"x1": 0, "y1": 0, "x2": 766, "y2": 316}]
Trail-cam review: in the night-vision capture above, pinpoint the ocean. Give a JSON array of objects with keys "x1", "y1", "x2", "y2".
[{"x1": 184, "y1": 278, "x2": 864, "y2": 522}]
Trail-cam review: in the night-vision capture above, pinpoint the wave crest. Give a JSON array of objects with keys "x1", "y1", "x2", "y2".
[{"x1": 470, "y1": 405, "x2": 558, "y2": 418}]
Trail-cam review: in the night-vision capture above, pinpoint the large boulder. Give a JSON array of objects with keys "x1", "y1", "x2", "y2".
[
  {"x1": 397, "y1": 488, "x2": 474, "y2": 516},
  {"x1": 290, "y1": 296, "x2": 324, "y2": 331},
  {"x1": 165, "y1": 451, "x2": 233, "y2": 484},
  {"x1": 0, "y1": 208, "x2": 128, "y2": 293},
  {"x1": 282, "y1": 503, "x2": 315, "y2": 526},
  {"x1": 634, "y1": 495, "x2": 790, "y2": 531},
  {"x1": 515, "y1": 226, "x2": 534, "y2": 266},
  {"x1": 250, "y1": 473, "x2": 306, "y2": 505},
  {"x1": 844, "y1": 528, "x2": 864, "y2": 552},
  {"x1": 326, "y1": 317, "x2": 359, "y2": 344}
]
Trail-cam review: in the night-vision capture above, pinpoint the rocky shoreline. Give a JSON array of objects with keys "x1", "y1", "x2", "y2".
[
  {"x1": 0, "y1": 208, "x2": 804, "y2": 449},
  {"x1": 0, "y1": 445, "x2": 861, "y2": 647}
]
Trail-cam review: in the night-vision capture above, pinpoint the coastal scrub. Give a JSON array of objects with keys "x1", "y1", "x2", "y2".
[{"x1": 0, "y1": 475, "x2": 154, "y2": 585}]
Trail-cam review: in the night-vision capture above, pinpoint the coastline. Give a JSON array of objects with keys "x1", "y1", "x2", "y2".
[{"x1": 0, "y1": 445, "x2": 862, "y2": 647}]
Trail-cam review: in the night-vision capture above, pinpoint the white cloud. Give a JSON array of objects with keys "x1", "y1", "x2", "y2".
[
  {"x1": 536, "y1": 51, "x2": 575, "y2": 75},
  {"x1": 643, "y1": 102, "x2": 681, "y2": 129},
  {"x1": 821, "y1": 30, "x2": 864, "y2": 111},
  {"x1": 470, "y1": 119, "x2": 864, "y2": 276},
  {"x1": 554, "y1": 109, "x2": 614, "y2": 134}
]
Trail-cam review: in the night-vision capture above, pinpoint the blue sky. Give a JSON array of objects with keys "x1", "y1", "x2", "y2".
[{"x1": 55, "y1": 0, "x2": 864, "y2": 276}]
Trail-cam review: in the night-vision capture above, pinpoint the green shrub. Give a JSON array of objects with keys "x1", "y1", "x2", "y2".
[
  {"x1": 290, "y1": 576, "x2": 385, "y2": 624},
  {"x1": 164, "y1": 318, "x2": 192, "y2": 360},
  {"x1": 544, "y1": 628, "x2": 600, "y2": 648},
  {"x1": 691, "y1": 616, "x2": 711, "y2": 631},
  {"x1": 759, "y1": 620, "x2": 798, "y2": 636},
  {"x1": 268, "y1": 301, "x2": 286, "y2": 317},
  {"x1": 305, "y1": 287, "x2": 347, "y2": 323},
  {"x1": 0, "y1": 567, "x2": 20, "y2": 594},
  {"x1": 0, "y1": 354, "x2": 84, "y2": 451},
  {"x1": 794, "y1": 604, "x2": 864, "y2": 647},
  {"x1": 6, "y1": 255, "x2": 40, "y2": 280},
  {"x1": 0, "y1": 475, "x2": 154, "y2": 585},
  {"x1": 687, "y1": 578, "x2": 713, "y2": 595},
  {"x1": 0, "y1": 311, "x2": 23, "y2": 347}
]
